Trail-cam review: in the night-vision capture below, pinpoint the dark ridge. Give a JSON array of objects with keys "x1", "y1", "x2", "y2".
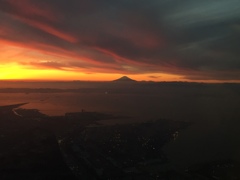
[{"x1": 113, "y1": 76, "x2": 136, "y2": 82}]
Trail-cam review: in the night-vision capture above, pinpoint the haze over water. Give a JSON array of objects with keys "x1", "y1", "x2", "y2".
[{"x1": 1, "y1": 81, "x2": 240, "y2": 170}]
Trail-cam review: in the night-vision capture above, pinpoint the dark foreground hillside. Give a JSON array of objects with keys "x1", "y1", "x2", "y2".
[
  {"x1": 0, "y1": 107, "x2": 76, "y2": 180},
  {"x1": 0, "y1": 104, "x2": 240, "y2": 179}
]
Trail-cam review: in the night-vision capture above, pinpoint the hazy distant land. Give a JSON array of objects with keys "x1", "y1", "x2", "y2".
[{"x1": 1, "y1": 78, "x2": 240, "y2": 179}]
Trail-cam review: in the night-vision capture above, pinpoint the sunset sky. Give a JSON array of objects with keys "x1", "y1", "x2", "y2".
[{"x1": 0, "y1": 0, "x2": 240, "y2": 82}]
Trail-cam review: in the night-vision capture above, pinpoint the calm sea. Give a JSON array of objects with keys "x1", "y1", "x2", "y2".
[{"x1": 1, "y1": 86, "x2": 240, "y2": 170}]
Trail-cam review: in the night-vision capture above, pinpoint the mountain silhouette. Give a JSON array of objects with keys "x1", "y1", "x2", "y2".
[{"x1": 113, "y1": 76, "x2": 136, "y2": 82}]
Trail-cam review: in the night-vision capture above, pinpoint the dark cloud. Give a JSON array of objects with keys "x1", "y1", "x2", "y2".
[{"x1": 0, "y1": 0, "x2": 240, "y2": 80}]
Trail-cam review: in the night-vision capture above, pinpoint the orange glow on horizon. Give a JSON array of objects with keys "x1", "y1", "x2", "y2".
[
  {"x1": 1, "y1": 38, "x2": 239, "y2": 83},
  {"x1": 0, "y1": 42, "x2": 184, "y2": 82},
  {"x1": 0, "y1": 62, "x2": 183, "y2": 82},
  {"x1": 1, "y1": 62, "x2": 239, "y2": 83},
  {"x1": 1, "y1": 62, "x2": 230, "y2": 83}
]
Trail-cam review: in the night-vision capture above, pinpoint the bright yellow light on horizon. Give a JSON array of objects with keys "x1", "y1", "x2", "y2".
[
  {"x1": 0, "y1": 63, "x2": 82, "y2": 80},
  {"x1": 0, "y1": 62, "x2": 186, "y2": 82},
  {"x1": 0, "y1": 63, "x2": 122, "y2": 81},
  {"x1": 0, "y1": 40, "x2": 189, "y2": 82}
]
